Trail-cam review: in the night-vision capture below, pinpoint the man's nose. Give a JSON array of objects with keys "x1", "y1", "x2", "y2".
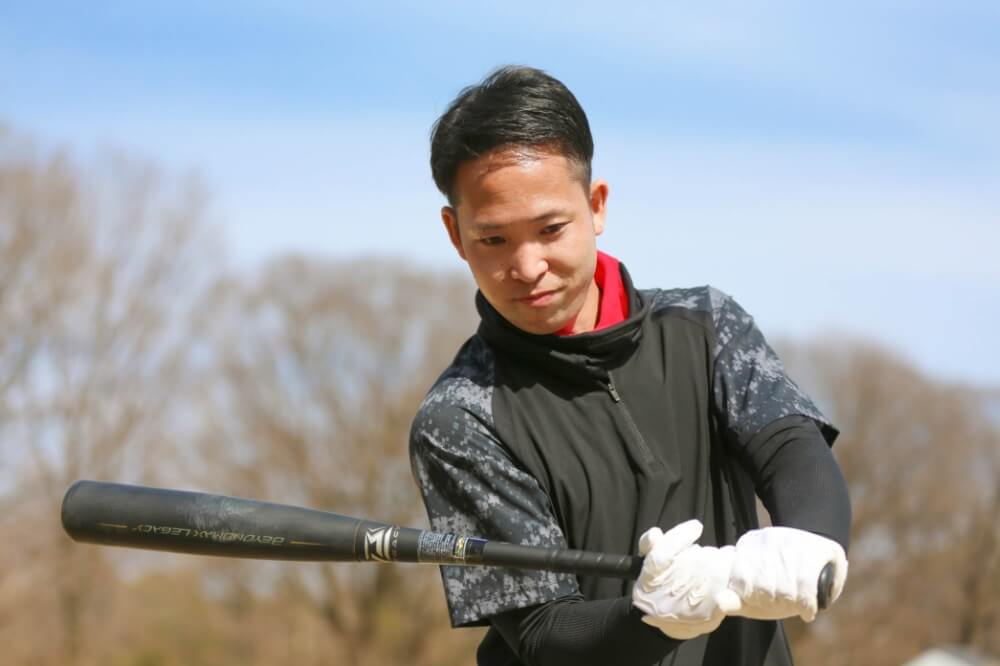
[{"x1": 509, "y1": 244, "x2": 548, "y2": 283}]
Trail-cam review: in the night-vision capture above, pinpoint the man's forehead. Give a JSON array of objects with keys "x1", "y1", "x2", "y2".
[
  {"x1": 461, "y1": 145, "x2": 557, "y2": 180},
  {"x1": 453, "y1": 147, "x2": 584, "y2": 223}
]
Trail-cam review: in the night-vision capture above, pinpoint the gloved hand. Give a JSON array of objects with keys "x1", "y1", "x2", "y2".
[
  {"x1": 631, "y1": 520, "x2": 743, "y2": 640},
  {"x1": 727, "y1": 526, "x2": 849, "y2": 622}
]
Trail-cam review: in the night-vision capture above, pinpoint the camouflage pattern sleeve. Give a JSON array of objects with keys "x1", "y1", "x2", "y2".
[
  {"x1": 708, "y1": 287, "x2": 839, "y2": 447},
  {"x1": 409, "y1": 337, "x2": 579, "y2": 628}
]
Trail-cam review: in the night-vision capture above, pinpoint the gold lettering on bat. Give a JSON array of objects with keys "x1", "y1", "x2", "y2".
[{"x1": 131, "y1": 525, "x2": 285, "y2": 545}]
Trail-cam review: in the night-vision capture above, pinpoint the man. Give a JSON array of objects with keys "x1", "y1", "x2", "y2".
[{"x1": 409, "y1": 65, "x2": 851, "y2": 666}]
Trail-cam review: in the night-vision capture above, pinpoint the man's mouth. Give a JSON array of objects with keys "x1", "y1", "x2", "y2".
[{"x1": 517, "y1": 289, "x2": 559, "y2": 307}]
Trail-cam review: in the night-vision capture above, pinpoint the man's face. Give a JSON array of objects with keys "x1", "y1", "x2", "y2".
[{"x1": 442, "y1": 147, "x2": 608, "y2": 335}]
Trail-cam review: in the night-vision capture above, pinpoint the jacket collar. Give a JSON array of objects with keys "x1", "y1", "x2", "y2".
[{"x1": 475, "y1": 262, "x2": 647, "y2": 378}]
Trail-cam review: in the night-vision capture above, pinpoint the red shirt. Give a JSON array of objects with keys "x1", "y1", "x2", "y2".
[{"x1": 558, "y1": 251, "x2": 629, "y2": 335}]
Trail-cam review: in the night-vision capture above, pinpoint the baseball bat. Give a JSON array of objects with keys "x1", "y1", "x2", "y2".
[{"x1": 61, "y1": 480, "x2": 836, "y2": 608}]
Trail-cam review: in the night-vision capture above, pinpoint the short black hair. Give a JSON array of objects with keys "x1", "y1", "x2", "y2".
[{"x1": 430, "y1": 65, "x2": 594, "y2": 204}]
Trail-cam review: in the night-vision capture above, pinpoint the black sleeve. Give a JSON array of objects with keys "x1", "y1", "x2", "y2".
[
  {"x1": 743, "y1": 414, "x2": 852, "y2": 552},
  {"x1": 489, "y1": 594, "x2": 679, "y2": 666},
  {"x1": 409, "y1": 339, "x2": 578, "y2": 628}
]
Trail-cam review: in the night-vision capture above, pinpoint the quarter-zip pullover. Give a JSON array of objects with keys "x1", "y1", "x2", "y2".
[{"x1": 410, "y1": 261, "x2": 848, "y2": 665}]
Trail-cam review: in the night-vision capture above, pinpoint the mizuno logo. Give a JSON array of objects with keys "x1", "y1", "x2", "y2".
[{"x1": 364, "y1": 526, "x2": 396, "y2": 562}]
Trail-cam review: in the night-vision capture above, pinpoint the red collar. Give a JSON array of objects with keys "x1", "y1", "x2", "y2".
[{"x1": 558, "y1": 251, "x2": 629, "y2": 335}]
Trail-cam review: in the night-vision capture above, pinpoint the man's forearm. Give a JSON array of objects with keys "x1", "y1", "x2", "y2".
[{"x1": 745, "y1": 414, "x2": 852, "y2": 551}]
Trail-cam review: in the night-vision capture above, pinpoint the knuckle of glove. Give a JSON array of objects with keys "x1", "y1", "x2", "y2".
[
  {"x1": 640, "y1": 544, "x2": 701, "y2": 592},
  {"x1": 633, "y1": 544, "x2": 735, "y2": 633},
  {"x1": 731, "y1": 526, "x2": 849, "y2": 620}
]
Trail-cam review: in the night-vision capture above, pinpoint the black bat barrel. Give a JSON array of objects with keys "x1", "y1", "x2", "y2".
[{"x1": 61, "y1": 480, "x2": 417, "y2": 562}]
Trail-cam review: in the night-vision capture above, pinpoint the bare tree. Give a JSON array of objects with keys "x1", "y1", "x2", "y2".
[
  {"x1": 778, "y1": 338, "x2": 1000, "y2": 665},
  {"x1": 0, "y1": 128, "x2": 218, "y2": 664},
  {"x1": 190, "y1": 254, "x2": 483, "y2": 665}
]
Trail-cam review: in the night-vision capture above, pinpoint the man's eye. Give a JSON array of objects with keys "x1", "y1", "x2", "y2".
[
  {"x1": 542, "y1": 223, "x2": 568, "y2": 235},
  {"x1": 479, "y1": 236, "x2": 505, "y2": 246}
]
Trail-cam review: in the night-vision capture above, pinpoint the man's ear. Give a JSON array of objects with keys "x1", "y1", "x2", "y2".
[
  {"x1": 590, "y1": 179, "x2": 609, "y2": 236},
  {"x1": 441, "y1": 206, "x2": 467, "y2": 261}
]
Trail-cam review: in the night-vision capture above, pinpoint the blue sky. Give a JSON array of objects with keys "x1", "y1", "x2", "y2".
[{"x1": 3, "y1": 1, "x2": 998, "y2": 384}]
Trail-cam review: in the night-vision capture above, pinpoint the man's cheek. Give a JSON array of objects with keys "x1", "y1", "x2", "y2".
[{"x1": 487, "y1": 266, "x2": 506, "y2": 283}]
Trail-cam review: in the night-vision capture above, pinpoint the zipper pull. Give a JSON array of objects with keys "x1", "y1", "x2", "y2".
[{"x1": 606, "y1": 377, "x2": 621, "y2": 403}]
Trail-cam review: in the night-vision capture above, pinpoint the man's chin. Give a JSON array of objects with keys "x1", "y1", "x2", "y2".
[
  {"x1": 506, "y1": 310, "x2": 569, "y2": 336},
  {"x1": 490, "y1": 295, "x2": 576, "y2": 335}
]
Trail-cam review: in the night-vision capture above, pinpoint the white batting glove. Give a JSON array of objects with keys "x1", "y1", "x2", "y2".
[
  {"x1": 631, "y1": 520, "x2": 743, "y2": 640},
  {"x1": 728, "y1": 527, "x2": 849, "y2": 623}
]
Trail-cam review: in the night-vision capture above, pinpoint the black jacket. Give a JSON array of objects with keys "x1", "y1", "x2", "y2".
[{"x1": 410, "y1": 264, "x2": 846, "y2": 665}]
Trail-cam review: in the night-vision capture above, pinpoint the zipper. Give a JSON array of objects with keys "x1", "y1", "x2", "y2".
[
  {"x1": 605, "y1": 372, "x2": 660, "y2": 469},
  {"x1": 606, "y1": 377, "x2": 622, "y2": 402}
]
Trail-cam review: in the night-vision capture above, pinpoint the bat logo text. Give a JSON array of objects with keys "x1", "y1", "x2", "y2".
[{"x1": 131, "y1": 524, "x2": 285, "y2": 545}]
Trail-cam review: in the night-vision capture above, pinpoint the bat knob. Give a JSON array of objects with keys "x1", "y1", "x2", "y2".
[{"x1": 817, "y1": 561, "x2": 836, "y2": 610}]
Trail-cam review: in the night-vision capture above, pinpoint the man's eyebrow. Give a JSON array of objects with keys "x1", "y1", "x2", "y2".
[
  {"x1": 472, "y1": 210, "x2": 573, "y2": 233},
  {"x1": 472, "y1": 222, "x2": 508, "y2": 233}
]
